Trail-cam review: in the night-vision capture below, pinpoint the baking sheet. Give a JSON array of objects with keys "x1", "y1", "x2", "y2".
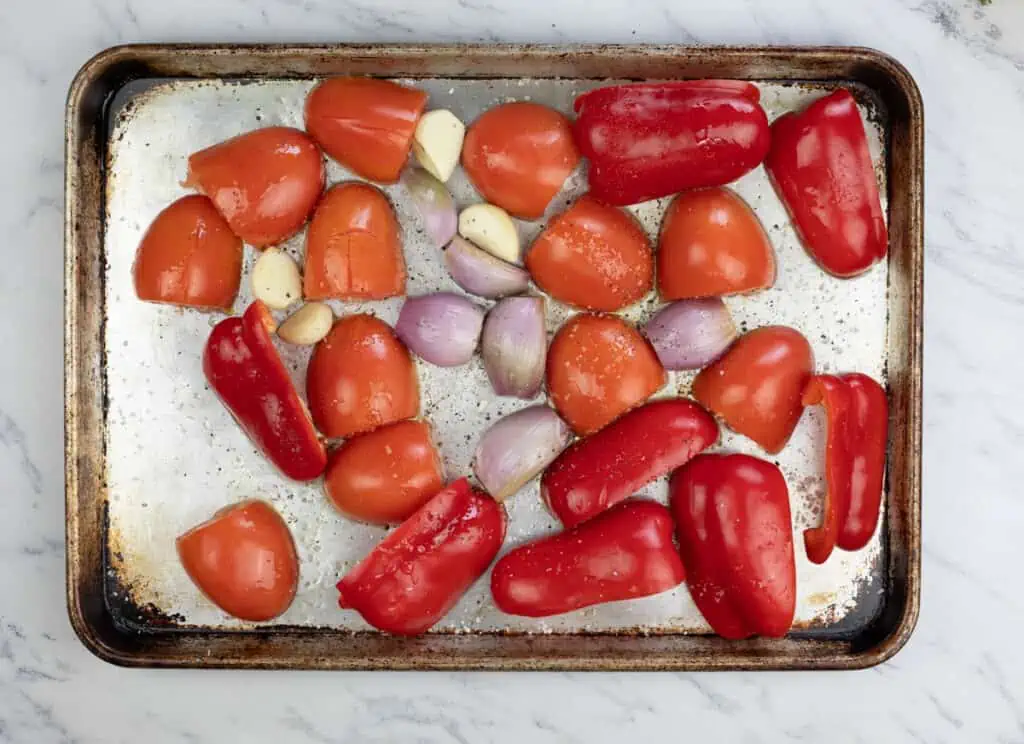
[{"x1": 103, "y1": 77, "x2": 888, "y2": 634}]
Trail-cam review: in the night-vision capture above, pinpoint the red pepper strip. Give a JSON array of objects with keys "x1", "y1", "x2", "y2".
[
  {"x1": 490, "y1": 501, "x2": 685, "y2": 618},
  {"x1": 337, "y1": 478, "x2": 507, "y2": 635},
  {"x1": 765, "y1": 89, "x2": 888, "y2": 278},
  {"x1": 542, "y1": 399, "x2": 718, "y2": 528},
  {"x1": 671, "y1": 453, "x2": 796, "y2": 639},
  {"x1": 203, "y1": 301, "x2": 326, "y2": 481},
  {"x1": 572, "y1": 81, "x2": 770, "y2": 206},
  {"x1": 803, "y1": 373, "x2": 888, "y2": 563}
]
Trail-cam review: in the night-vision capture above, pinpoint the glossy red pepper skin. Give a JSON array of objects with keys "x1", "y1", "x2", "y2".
[
  {"x1": 542, "y1": 399, "x2": 718, "y2": 528},
  {"x1": 203, "y1": 302, "x2": 327, "y2": 481},
  {"x1": 337, "y1": 478, "x2": 506, "y2": 635},
  {"x1": 573, "y1": 81, "x2": 770, "y2": 206},
  {"x1": 491, "y1": 500, "x2": 685, "y2": 618},
  {"x1": 765, "y1": 89, "x2": 888, "y2": 277},
  {"x1": 671, "y1": 453, "x2": 796, "y2": 640},
  {"x1": 802, "y1": 373, "x2": 888, "y2": 564}
]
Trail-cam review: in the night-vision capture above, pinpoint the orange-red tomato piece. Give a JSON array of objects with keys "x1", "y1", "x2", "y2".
[
  {"x1": 658, "y1": 187, "x2": 776, "y2": 299},
  {"x1": 185, "y1": 127, "x2": 324, "y2": 248},
  {"x1": 527, "y1": 195, "x2": 653, "y2": 311},
  {"x1": 304, "y1": 182, "x2": 406, "y2": 300},
  {"x1": 546, "y1": 313, "x2": 666, "y2": 435},
  {"x1": 692, "y1": 326, "x2": 813, "y2": 453},
  {"x1": 306, "y1": 314, "x2": 420, "y2": 439},
  {"x1": 305, "y1": 77, "x2": 427, "y2": 183},
  {"x1": 176, "y1": 500, "x2": 298, "y2": 622},
  {"x1": 324, "y1": 420, "x2": 444, "y2": 525},
  {"x1": 462, "y1": 102, "x2": 580, "y2": 219},
  {"x1": 133, "y1": 195, "x2": 242, "y2": 310}
]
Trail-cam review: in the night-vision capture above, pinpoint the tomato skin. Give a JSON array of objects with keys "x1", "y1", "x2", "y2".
[
  {"x1": 546, "y1": 313, "x2": 665, "y2": 436},
  {"x1": 692, "y1": 326, "x2": 813, "y2": 453},
  {"x1": 542, "y1": 399, "x2": 718, "y2": 528},
  {"x1": 176, "y1": 500, "x2": 299, "y2": 622},
  {"x1": 306, "y1": 314, "x2": 419, "y2": 439},
  {"x1": 305, "y1": 77, "x2": 427, "y2": 184},
  {"x1": 324, "y1": 420, "x2": 443, "y2": 525},
  {"x1": 304, "y1": 183, "x2": 406, "y2": 300},
  {"x1": 526, "y1": 195, "x2": 653, "y2": 311},
  {"x1": 133, "y1": 195, "x2": 242, "y2": 310},
  {"x1": 186, "y1": 127, "x2": 324, "y2": 247},
  {"x1": 491, "y1": 500, "x2": 685, "y2": 617},
  {"x1": 462, "y1": 102, "x2": 580, "y2": 219},
  {"x1": 337, "y1": 478, "x2": 507, "y2": 635},
  {"x1": 658, "y1": 187, "x2": 775, "y2": 299}
]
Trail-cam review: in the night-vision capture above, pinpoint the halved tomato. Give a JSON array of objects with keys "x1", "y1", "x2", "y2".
[
  {"x1": 658, "y1": 187, "x2": 775, "y2": 299},
  {"x1": 546, "y1": 313, "x2": 666, "y2": 435},
  {"x1": 305, "y1": 77, "x2": 427, "y2": 183},
  {"x1": 307, "y1": 314, "x2": 419, "y2": 439},
  {"x1": 176, "y1": 500, "x2": 298, "y2": 622},
  {"x1": 526, "y1": 195, "x2": 653, "y2": 311},
  {"x1": 185, "y1": 127, "x2": 324, "y2": 247},
  {"x1": 304, "y1": 182, "x2": 406, "y2": 300},
  {"x1": 133, "y1": 195, "x2": 242, "y2": 310},
  {"x1": 462, "y1": 102, "x2": 580, "y2": 219}
]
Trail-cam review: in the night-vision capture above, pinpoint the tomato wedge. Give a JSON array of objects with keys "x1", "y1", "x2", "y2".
[
  {"x1": 305, "y1": 77, "x2": 427, "y2": 183},
  {"x1": 133, "y1": 195, "x2": 242, "y2": 310},
  {"x1": 462, "y1": 102, "x2": 580, "y2": 219},
  {"x1": 692, "y1": 326, "x2": 813, "y2": 453},
  {"x1": 324, "y1": 420, "x2": 444, "y2": 525},
  {"x1": 176, "y1": 500, "x2": 298, "y2": 622},
  {"x1": 526, "y1": 196, "x2": 653, "y2": 311},
  {"x1": 546, "y1": 313, "x2": 666, "y2": 436},
  {"x1": 306, "y1": 314, "x2": 419, "y2": 439},
  {"x1": 185, "y1": 127, "x2": 324, "y2": 247},
  {"x1": 304, "y1": 183, "x2": 406, "y2": 300},
  {"x1": 658, "y1": 187, "x2": 775, "y2": 299}
]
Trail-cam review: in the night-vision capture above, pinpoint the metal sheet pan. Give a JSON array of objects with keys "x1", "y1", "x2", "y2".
[{"x1": 65, "y1": 44, "x2": 923, "y2": 670}]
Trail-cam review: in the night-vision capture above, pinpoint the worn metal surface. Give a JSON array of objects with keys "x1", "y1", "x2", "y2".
[{"x1": 66, "y1": 45, "x2": 923, "y2": 670}]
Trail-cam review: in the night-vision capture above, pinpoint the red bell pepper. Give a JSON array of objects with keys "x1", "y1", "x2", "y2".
[
  {"x1": 203, "y1": 301, "x2": 326, "y2": 481},
  {"x1": 765, "y1": 89, "x2": 888, "y2": 277},
  {"x1": 671, "y1": 453, "x2": 796, "y2": 640},
  {"x1": 802, "y1": 373, "x2": 888, "y2": 564},
  {"x1": 337, "y1": 478, "x2": 506, "y2": 635},
  {"x1": 542, "y1": 399, "x2": 718, "y2": 528},
  {"x1": 491, "y1": 500, "x2": 685, "y2": 617},
  {"x1": 573, "y1": 80, "x2": 770, "y2": 206}
]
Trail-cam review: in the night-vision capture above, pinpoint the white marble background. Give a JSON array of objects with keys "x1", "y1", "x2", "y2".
[{"x1": 1, "y1": 0, "x2": 1021, "y2": 741}]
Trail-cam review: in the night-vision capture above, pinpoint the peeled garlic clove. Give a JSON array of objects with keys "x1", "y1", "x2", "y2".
[
  {"x1": 252, "y1": 248, "x2": 302, "y2": 310},
  {"x1": 458, "y1": 204, "x2": 520, "y2": 264},
  {"x1": 278, "y1": 302, "x2": 334, "y2": 345},
  {"x1": 413, "y1": 109, "x2": 465, "y2": 183}
]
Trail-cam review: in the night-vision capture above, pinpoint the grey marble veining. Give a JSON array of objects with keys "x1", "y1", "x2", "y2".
[{"x1": 1, "y1": 0, "x2": 1022, "y2": 741}]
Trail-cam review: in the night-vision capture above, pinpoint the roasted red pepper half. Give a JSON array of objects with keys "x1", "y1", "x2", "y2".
[
  {"x1": 671, "y1": 453, "x2": 796, "y2": 640},
  {"x1": 203, "y1": 301, "x2": 327, "y2": 481},
  {"x1": 765, "y1": 89, "x2": 888, "y2": 277},
  {"x1": 573, "y1": 80, "x2": 770, "y2": 206},
  {"x1": 491, "y1": 500, "x2": 685, "y2": 618},
  {"x1": 542, "y1": 399, "x2": 718, "y2": 528},
  {"x1": 802, "y1": 373, "x2": 888, "y2": 564},
  {"x1": 337, "y1": 478, "x2": 506, "y2": 635}
]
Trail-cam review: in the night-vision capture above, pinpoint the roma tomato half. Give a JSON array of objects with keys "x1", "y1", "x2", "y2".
[
  {"x1": 658, "y1": 187, "x2": 775, "y2": 299},
  {"x1": 305, "y1": 77, "x2": 427, "y2": 183},
  {"x1": 692, "y1": 326, "x2": 813, "y2": 453},
  {"x1": 462, "y1": 102, "x2": 580, "y2": 219},
  {"x1": 133, "y1": 195, "x2": 242, "y2": 310},
  {"x1": 176, "y1": 500, "x2": 298, "y2": 622},
  {"x1": 304, "y1": 183, "x2": 406, "y2": 300},
  {"x1": 324, "y1": 420, "x2": 444, "y2": 525},
  {"x1": 185, "y1": 127, "x2": 324, "y2": 247},
  {"x1": 526, "y1": 195, "x2": 653, "y2": 311},
  {"x1": 306, "y1": 314, "x2": 419, "y2": 439},
  {"x1": 546, "y1": 313, "x2": 666, "y2": 436}
]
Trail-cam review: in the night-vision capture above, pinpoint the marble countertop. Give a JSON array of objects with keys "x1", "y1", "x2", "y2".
[{"x1": 3, "y1": 0, "x2": 1023, "y2": 741}]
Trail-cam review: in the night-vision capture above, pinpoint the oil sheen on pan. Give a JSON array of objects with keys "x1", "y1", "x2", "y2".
[{"x1": 103, "y1": 77, "x2": 888, "y2": 634}]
